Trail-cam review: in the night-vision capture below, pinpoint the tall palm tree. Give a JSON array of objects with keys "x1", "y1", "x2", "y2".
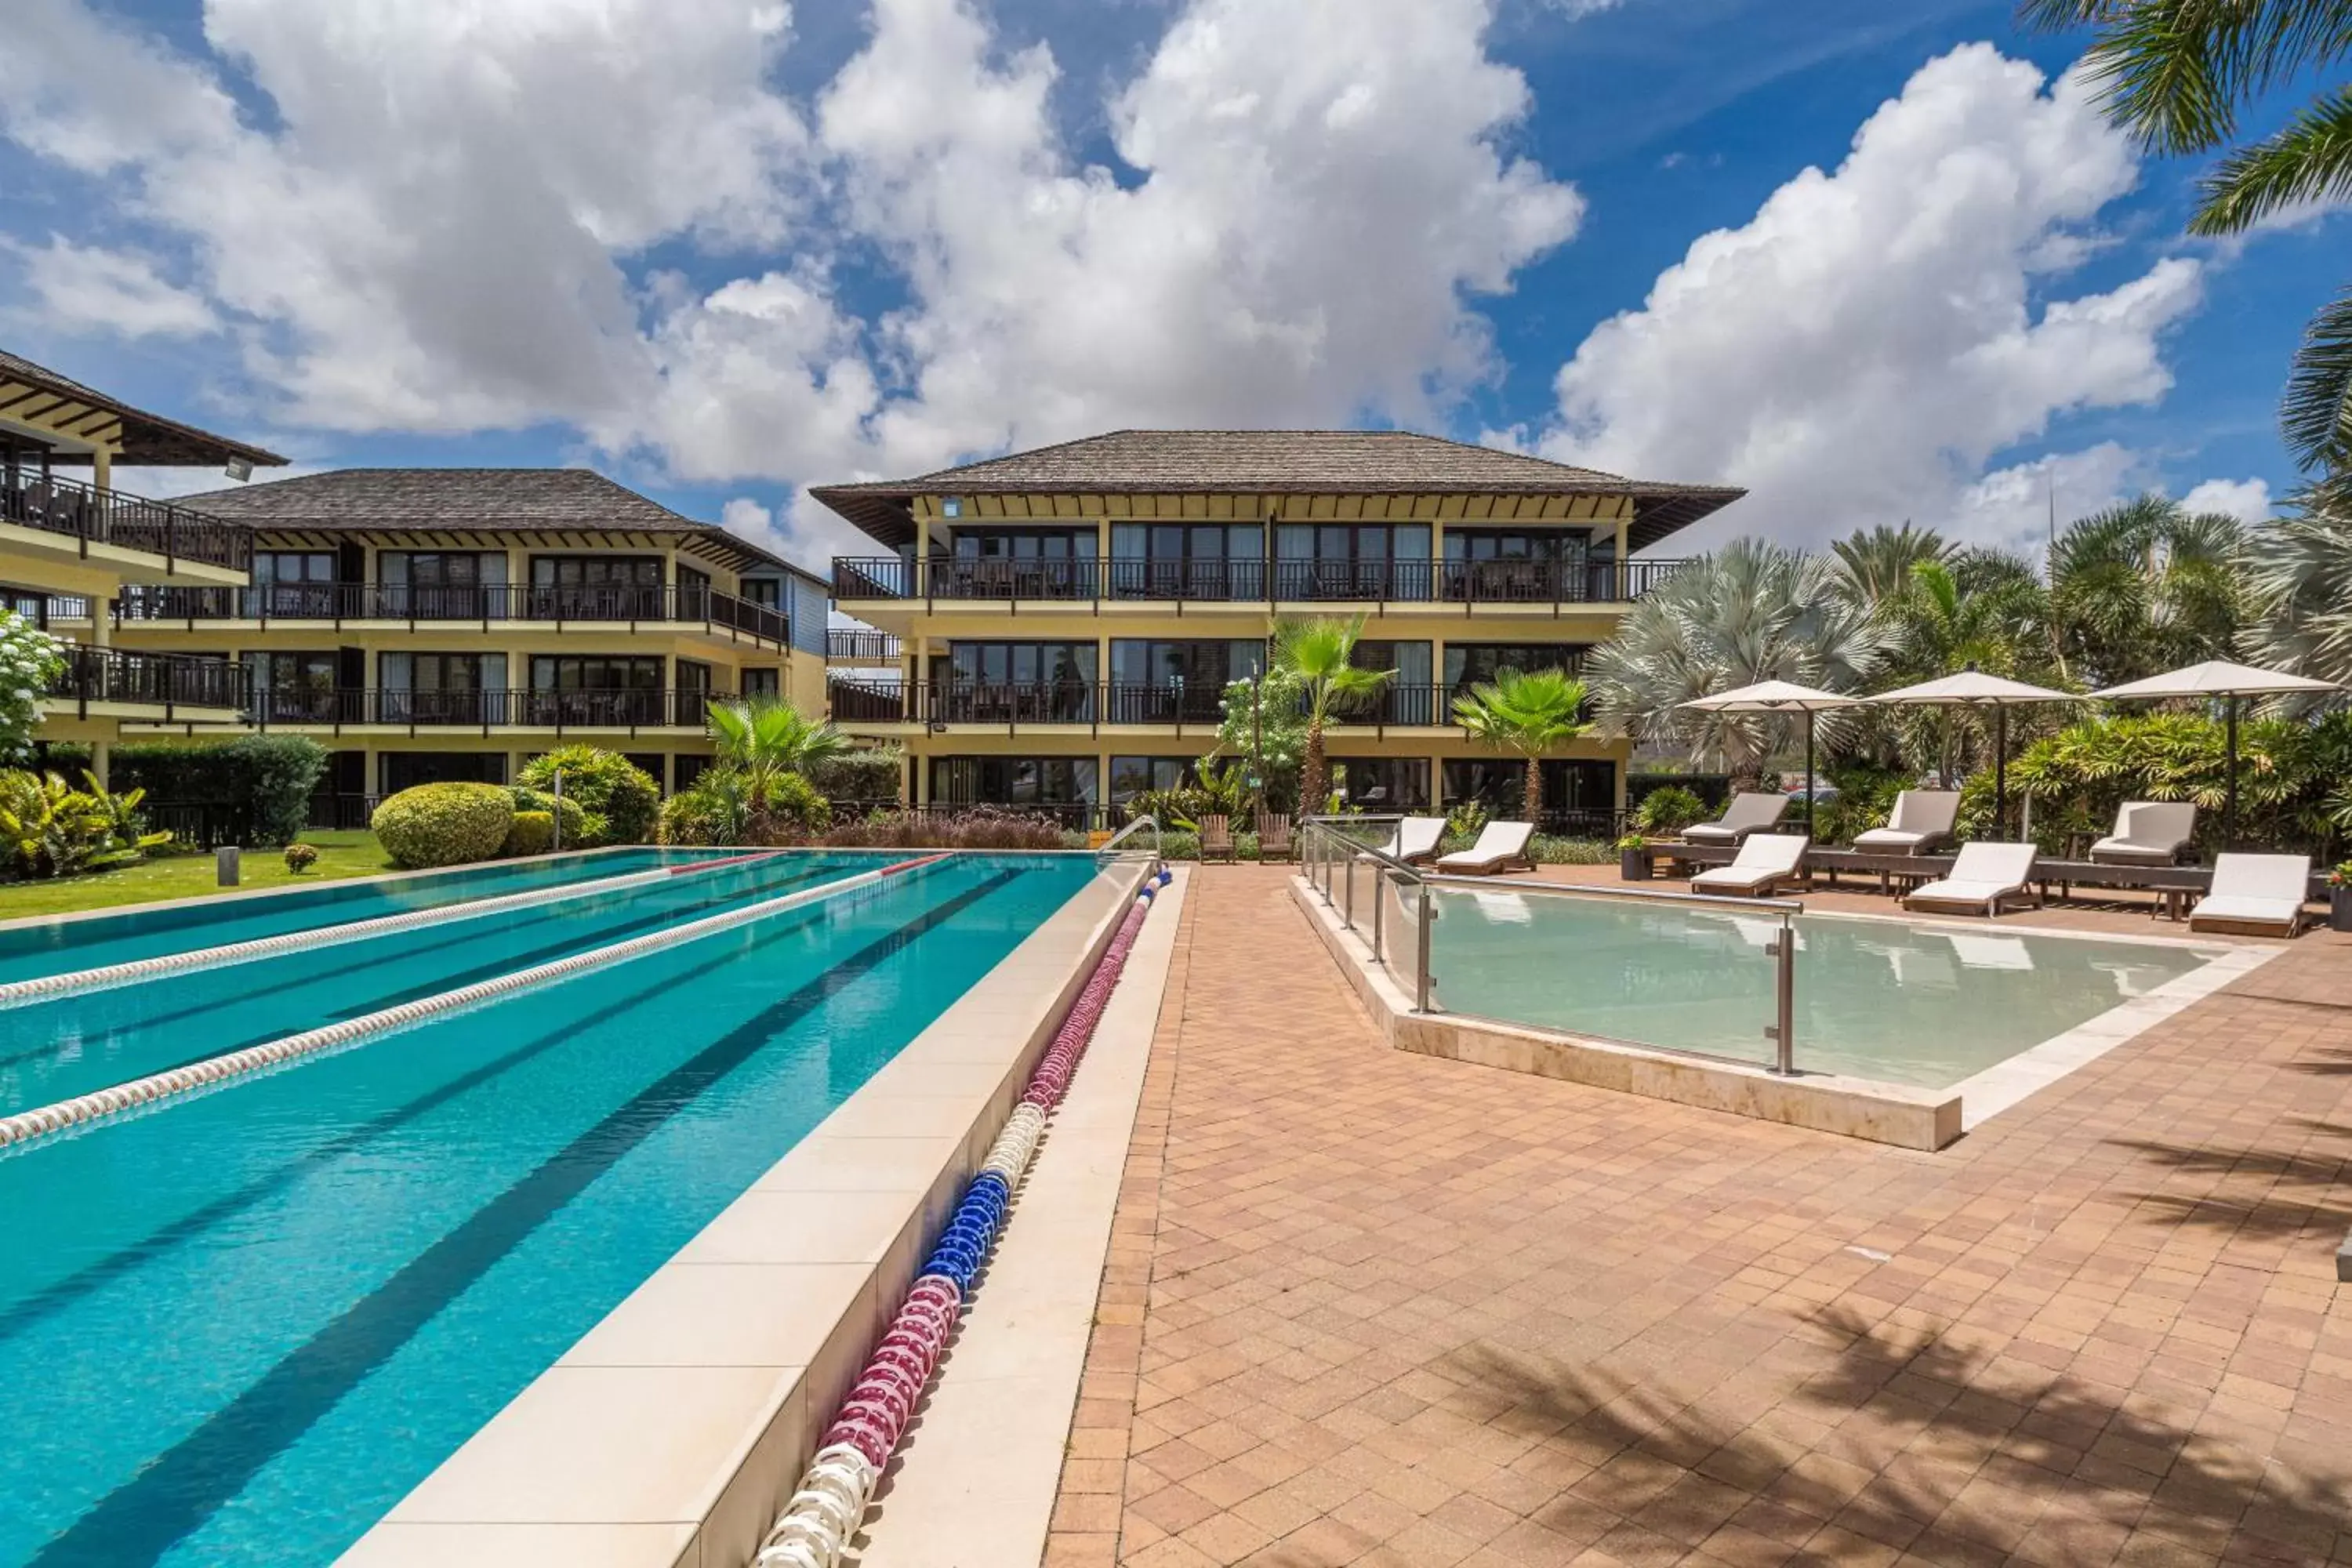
[
  {"x1": 2244, "y1": 488, "x2": 2352, "y2": 689},
  {"x1": 1587, "y1": 539, "x2": 1884, "y2": 786},
  {"x1": 1883, "y1": 557, "x2": 2055, "y2": 784},
  {"x1": 704, "y1": 698, "x2": 848, "y2": 807},
  {"x1": 1272, "y1": 615, "x2": 1395, "y2": 815},
  {"x1": 1831, "y1": 523, "x2": 1951, "y2": 613},
  {"x1": 2047, "y1": 496, "x2": 2247, "y2": 685},
  {"x1": 1452, "y1": 668, "x2": 1591, "y2": 824},
  {"x1": 2025, "y1": 0, "x2": 2352, "y2": 471}
]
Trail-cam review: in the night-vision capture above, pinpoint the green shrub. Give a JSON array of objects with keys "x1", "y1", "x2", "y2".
[
  {"x1": 1127, "y1": 786, "x2": 1212, "y2": 829},
  {"x1": 0, "y1": 768, "x2": 169, "y2": 878},
  {"x1": 283, "y1": 842, "x2": 320, "y2": 873},
  {"x1": 659, "y1": 768, "x2": 831, "y2": 846},
  {"x1": 516, "y1": 746, "x2": 659, "y2": 845},
  {"x1": 1530, "y1": 835, "x2": 1616, "y2": 865},
  {"x1": 815, "y1": 806, "x2": 1067, "y2": 851},
  {"x1": 503, "y1": 811, "x2": 556, "y2": 857},
  {"x1": 107, "y1": 735, "x2": 329, "y2": 845},
  {"x1": 506, "y1": 785, "x2": 591, "y2": 846},
  {"x1": 372, "y1": 782, "x2": 514, "y2": 869},
  {"x1": 1633, "y1": 786, "x2": 1706, "y2": 834},
  {"x1": 807, "y1": 746, "x2": 903, "y2": 804}
]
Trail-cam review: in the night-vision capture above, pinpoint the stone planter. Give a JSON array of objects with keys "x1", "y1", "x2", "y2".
[
  {"x1": 1621, "y1": 846, "x2": 1653, "y2": 881},
  {"x1": 2331, "y1": 885, "x2": 2352, "y2": 933}
]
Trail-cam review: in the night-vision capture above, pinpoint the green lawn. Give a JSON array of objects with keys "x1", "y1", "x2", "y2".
[{"x1": 0, "y1": 830, "x2": 397, "y2": 919}]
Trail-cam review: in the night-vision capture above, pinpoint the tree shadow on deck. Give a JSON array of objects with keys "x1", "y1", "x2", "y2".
[
  {"x1": 2104, "y1": 1127, "x2": 2352, "y2": 1243},
  {"x1": 1445, "y1": 1301, "x2": 2349, "y2": 1566}
]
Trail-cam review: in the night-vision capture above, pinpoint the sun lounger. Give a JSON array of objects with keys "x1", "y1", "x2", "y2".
[
  {"x1": 1903, "y1": 842, "x2": 2041, "y2": 916},
  {"x1": 1690, "y1": 833, "x2": 1809, "y2": 896},
  {"x1": 1199, "y1": 814, "x2": 1236, "y2": 864},
  {"x1": 1435, "y1": 820, "x2": 1536, "y2": 875},
  {"x1": 1682, "y1": 791, "x2": 1790, "y2": 846},
  {"x1": 1363, "y1": 816, "x2": 1445, "y2": 866},
  {"x1": 2089, "y1": 800, "x2": 2198, "y2": 866},
  {"x1": 2188, "y1": 853, "x2": 2312, "y2": 937},
  {"x1": 1852, "y1": 790, "x2": 1961, "y2": 855}
]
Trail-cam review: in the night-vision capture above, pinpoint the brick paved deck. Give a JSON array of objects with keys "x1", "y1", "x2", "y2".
[{"x1": 1047, "y1": 866, "x2": 2352, "y2": 1568}]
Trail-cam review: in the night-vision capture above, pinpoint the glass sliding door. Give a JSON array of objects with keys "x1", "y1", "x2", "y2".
[
  {"x1": 381, "y1": 652, "x2": 504, "y2": 724},
  {"x1": 529, "y1": 654, "x2": 665, "y2": 726},
  {"x1": 1272, "y1": 523, "x2": 1430, "y2": 601},
  {"x1": 1109, "y1": 523, "x2": 1263, "y2": 600},
  {"x1": 1106, "y1": 639, "x2": 1264, "y2": 722},
  {"x1": 932, "y1": 641, "x2": 1095, "y2": 724},
  {"x1": 379, "y1": 551, "x2": 507, "y2": 619},
  {"x1": 530, "y1": 555, "x2": 663, "y2": 620},
  {"x1": 249, "y1": 650, "x2": 341, "y2": 723},
  {"x1": 252, "y1": 551, "x2": 339, "y2": 618}
]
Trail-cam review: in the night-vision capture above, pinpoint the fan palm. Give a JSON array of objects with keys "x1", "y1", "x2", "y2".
[
  {"x1": 2025, "y1": 0, "x2": 2352, "y2": 471},
  {"x1": 1452, "y1": 668, "x2": 1592, "y2": 824},
  {"x1": 2243, "y1": 486, "x2": 2352, "y2": 688},
  {"x1": 2046, "y1": 496, "x2": 2248, "y2": 685},
  {"x1": 1587, "y1": 539, "x2": 1884, "y2": 786},
  {"x1": 704, "y1": 698, "x2": 848, "y2": 807},
  {"x1": 1831, "y1": 524, "x2": 1951, "y2": 612},
  {"x1": 1271, "y1": 615, "x2": 1395, "y2": 814}
]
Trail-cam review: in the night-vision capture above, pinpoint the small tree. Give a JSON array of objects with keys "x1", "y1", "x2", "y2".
[
  {"x1": 703, "y1": 698, "x2": 847, "y2": 809},
  {"x1": 0, "y1": 610, "x2": 65, "y2": 765},
  {"x1": 1212, "y1": 667, "x2": 1308, "y2": 811},
  {"x1": 1271, "y1": 615, "x2": 1394, "y2": 816},
  {"x1": 1452, "y1": 667, "x2": 1592, "y2": 825}
]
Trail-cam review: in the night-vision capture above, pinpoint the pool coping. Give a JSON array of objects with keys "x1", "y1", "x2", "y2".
[{"x1": 335, "y1": 853, "x2": 1156, "y2": 1568}]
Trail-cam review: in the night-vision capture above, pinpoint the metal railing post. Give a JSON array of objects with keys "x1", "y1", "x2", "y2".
[
  {"x1": 1415, "y1": 881, "x2": 1432, "y2": 1012},
  {"x1": 1769, "y1": 910, "x2": 1796, "y2": 1075},
  {"x1": 1371, "y1": 867, "x2": 1385, "y2": 960},
  {"x1": 1343, "y1": 847, "x2": 1356, "y2": 928}
]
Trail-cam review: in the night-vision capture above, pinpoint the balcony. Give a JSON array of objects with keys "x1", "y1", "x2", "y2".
[
  {"x1": 830, "y1": 678, "x2": 1477, "y2": 735},
  {"x1": 2, "y1": 471, "x2": 252, "y2": 574},
  {"x1": 826, "y1": 628, "x2": 902, "y2": 662},
  {"x1": 44, "y1": 645, "x2": 246, "y2": 716},
  {"x1": 248, "y1": 688, "x2": 720, "y2": 734},
  {"x1": 831, "y1": 555, "x2": 1687, "y2": 607},
  {"x1": 114, "y1": 583, "x2": 788, "y2": 646}
]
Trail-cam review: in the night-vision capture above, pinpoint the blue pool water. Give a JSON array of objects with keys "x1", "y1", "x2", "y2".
[
  {"x1": 0, "y1": 852, "x2": 1101, "y2": 1566},
  {"x1": 0, "y1": 852, "x2": 880, "y2": 1114},
  {"x1": 0, "y1": 847, "x2": 730, "y2": 985}
]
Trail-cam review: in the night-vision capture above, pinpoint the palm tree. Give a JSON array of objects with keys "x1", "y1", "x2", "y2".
[
  {"x1": 1882, "y1": 556, "x2": 2055, "y2": 784},
  {"x1": 704, "y1": 698, "x2": 848, "y2": 807},
  {"x1": 2244, "y1": 488, "x2": 2352, "y2": 689},
  {"x1": 2025, "y1": 0, "x2": 2352, "y2": 472},
  {"x1": 1831, "y1": 524, "x2": 1951, "y2": 613},
  {"x1": 1452, "y1": 668, "x2": 1591, "y2": 824},
  {"x1": 1586, "y1": 539, "x2": 1884, "y2": 786},
  {"x1": 1271, "y1": 615, "x2": 1395, "y2": 815},
  {"x1": 2046, "y1": 496, "x2": 2247, "y2": 685}
]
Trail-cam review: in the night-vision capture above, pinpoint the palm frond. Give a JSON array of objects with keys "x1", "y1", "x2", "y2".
[
  {"x1": 2283, "y1": 282, "x2": 2352, "y2": 471},
  {"x1": 2028, "y1": 0, "x2": 2352, "y2": 154},
  {"x1": 2191, "y1": 83, "x2": 2352, "y2": 232}
]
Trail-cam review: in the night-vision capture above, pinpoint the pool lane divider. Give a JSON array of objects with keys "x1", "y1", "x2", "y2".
[
  {"x1": 0, "y1": 852, "x2": 949, "y2": 1153},
  {"x1": 754, "y1": 861, "x2": 1176, "y2": 1568},
  {"x1": 0, "y1": 850, "x2": 794, "y2": 1009}
]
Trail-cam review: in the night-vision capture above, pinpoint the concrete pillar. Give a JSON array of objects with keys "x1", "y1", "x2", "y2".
[
  {"x1": 1613, "y1": 514, "x2": 1630, "y2": 598},
  {"x1": 89, "y1": 739, "x2": 110, "y2": 790},
  {"x1": 92, "y1": 446, "x2": 112, "y2": 496}
]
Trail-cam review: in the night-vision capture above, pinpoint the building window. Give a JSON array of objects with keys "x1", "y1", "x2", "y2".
[
  {"x1": 930, "y1": 641, "x2": 1096, "y2": 724},
  {"x1": 249, "y1": 650, "x2": 339, "y2": 722},
  {"x1": 741, "y1": 577, "x2": 780, "y2": 608},
  {"x1": 742, "y1": 667, "x2": 780, "y2": 699},
  {"x1": 1109, "y1": 523, "x2": 1263, "y2": 598},
  {"x1": 1109, "y1": 756, "x2": 1196, "y2": 804},
  {"x1": 379, "y1": 550, "x2": 508, "y2": 618},
  {"x1": 1441, "y1": 758, "x2": 1614, "y2": 824},
  {"x1": 1442, "y1": 528, "x2": 1592, "y2": 601},
  {"x1": 379, "y1": 651, "x2": 506, "y2": 724},
  {"x1": 1330, "y1": 757, "x2": 1430, "y2": 812},
  {"x1": 929, "y1": 755, "x2": 1098, "y2": 808},
  {"x1": 1105, "y1": 639, "x2": 1262, "y2": 722},
  {"x1": 1443, "y1": 643, "x2": 1588, "y2": 691},
  {"x1": 253, "y1": 551, "x2": 339, "y2": 616},
  {"x1": 1274, "y1": 523, "x2": 1431, "y2": 599},
  {"x1": 529, "y1": 554, "x2": 663, "y2": 618},
  {"x1": 381, "y1": 751, "x2": 507, "y2": 793},
  {"x1": 935, "y1": 530, "x2": 1092, "y2": 598}
]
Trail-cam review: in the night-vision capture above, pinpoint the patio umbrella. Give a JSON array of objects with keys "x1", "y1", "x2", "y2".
[
  {"x1": 1864, "y1": 667, "x2": 2080, "y2": 839},
  {"x1": 1678, "y1": 680, "x2": 1860, "y2": 818},
  {"x1": 2087, "y1": 659, "x2": 2340, "y2": 848}
]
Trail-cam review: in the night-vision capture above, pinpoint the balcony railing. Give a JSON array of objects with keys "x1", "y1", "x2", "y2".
[
  {"x1": 251, "y1": 688, "x2": 720, "y2": 732},
  {"x1": 829, "y1": 677, "x2": 1508, "y2": 732},
  {"x1": 832, "y1": 554, "x2": 1687, "y2": 606},
  {"x1": 114, "y1": 583, "x2": 788, "y2": 644},
  {"x1": 826, "y1": 629, "x2": 902, "y2": 661},
  {"x1": 2, "y1": 471, "x2": 253, "y2": 573},
  {"x1": 45, "y1": 645, "x2": 247, "y2": 713}
]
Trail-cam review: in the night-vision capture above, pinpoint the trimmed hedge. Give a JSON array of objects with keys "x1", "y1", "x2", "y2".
[
  {"x1": 107, "y1": 735, "x2": 329, "y2": 845},
  {"x1": 517, "y1": 746, "x2": 659, "y2": 845},
  {"x1": 507, "y1": 785, "x2": 590, "y2": 846},
  {"x1": 503, "y1": 810, "x2": 556, "y2": 857},
  {"x1": 372, "y1": 782, "x2": 514, "y2": 869},
  {"x1": 808, "y1": 746, "x2": 903, "y2": 804}
]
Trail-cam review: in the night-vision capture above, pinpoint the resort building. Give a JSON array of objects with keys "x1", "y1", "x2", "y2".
[
  {"x1": 815, "y1": 430, "x2": 1744, "y2": 828},
  {"x1": 96, "y1": 468, "x2": 832, "y2": 813},
  {"x1": 2, "y1": 349, "x2": 281, "y2": 780}
]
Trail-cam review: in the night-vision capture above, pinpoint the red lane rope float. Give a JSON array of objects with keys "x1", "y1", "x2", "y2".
[{"x1": 756, "y1": 865, "x2": 1174, "y2": 1568}]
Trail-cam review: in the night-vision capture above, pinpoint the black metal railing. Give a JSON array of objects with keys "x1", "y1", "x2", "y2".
[
  {"x1": 113, "y1": 583, "x2": 788, "y2": 644},
  {"x1": 826, "y1": 629, "x2": 901, "y2": 661},
  {"x1": 831, "y1": 554, "x2": 1689, "y2": 605},
  {"x1": 45, "y1": 645, "x2": 247, "y2": 712},
  {"x1": 307, "y1": 793, "x2": 385, "y2": 831},
  {"x1": 252, "y1": 688, "x2": 720, "y2": 731},
  {"x1": 2, "y1": 471, "x2": 253, "y2": 572},
  {"x1": 828, "y1": 677, "x2": 1489, "y2": 731}
]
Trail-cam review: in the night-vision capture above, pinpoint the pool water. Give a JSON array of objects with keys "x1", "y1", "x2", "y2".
[
  {"x1": 0, "y1": 852, "x2": 1101, "y2": 1566},
  {"x1": 1425, "y1": 887, "x2": 2224, "y2": 1088},
  {"x1": 0, "y1": 848, "x2": 731, "y2": 985}
]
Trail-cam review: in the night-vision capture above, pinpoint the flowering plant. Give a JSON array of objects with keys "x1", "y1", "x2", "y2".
[
  {"x1": 0, "y1": 610, "x2": 67, "y2": 764},
  {"x1": 2330, "y1": 861, "x2": 2351, "y2": 889}
]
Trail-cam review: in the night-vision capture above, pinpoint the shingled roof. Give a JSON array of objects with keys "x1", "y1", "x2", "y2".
[
  {"x1": 811, "y1": 430, "x2": 1744, "y2": 551},
  {"x1": 0, "y1": 347, "x2": 288, "y2": 468},
  {"x1": 171, "y1": 467, "x2": 789, "y2": 572}
]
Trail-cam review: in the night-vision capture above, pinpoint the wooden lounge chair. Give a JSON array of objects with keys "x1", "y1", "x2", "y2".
[
  {"x1": 1682, "y1": 792, "x2": 1790, "y2": 846},
  {"x1": 1690, "y1": 833, "x2": 1809, "y2": 896},
  {"x1": 1255, "y1": 812, "x2": 1294, "y2": 862},
  {"x1": 1435, "y1": 820, "x2": 1536, "y2": 876},
  {"x1": 1367, "y1": 816, "x2": 1446, "y2": 866},
  {"x1": 2089, "y1": 801, "x2": 2198, "y2": 866},
  {"x1": 1903, "y1": 842, "x2": 2042, "y2": 916},
  {"x1": 2189, "y1": 854, "x2": 2312, "y2": 937},
  {"x1": 1852, "y1": 790, "x2": 1961, "y2": 855},
  {"x1": 1198, "y1": 814, "x2": 1236, "y2": 864}
]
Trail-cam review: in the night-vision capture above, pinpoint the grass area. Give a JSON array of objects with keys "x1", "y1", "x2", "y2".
[{"x1": 0, "y1": 830, "x2": 396, "y2": 919}]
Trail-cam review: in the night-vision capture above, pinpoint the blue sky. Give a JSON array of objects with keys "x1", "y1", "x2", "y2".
[{"x1": 0, "y1": 0, "x2": 2338, "y2": 566}]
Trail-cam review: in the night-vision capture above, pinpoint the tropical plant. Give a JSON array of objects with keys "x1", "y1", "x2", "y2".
[
  {"x1": 1446, "y1": 800, "x2": 1489, "y2": 841},
  {"x1": 1632, "y1": 785, "x2": 1707, "y2": 835},
  {"x1": 517, "y1": 746, "x2": 660, "y2": 845},
  {"x1": 659, "y1": 768, "x2": 829, "y2": 846},
  {"x1": 806, "y1": 744, "x2": 904, "y2": 806},
  {"x1": 2243, "y1": 491, "x2": 2352, "y2": 689},
  {"x1": 282, "y1": 842, "x2": 320, "y2": 873},
  {"x1": 0, "y1": 611, "x2": 65, "y2": 766},
  {"x1": 2045, "y1": 496, "x2": 2247, "y2": 685},
  {"x1": 703, "y1": 698, "x2": 848, "y2": 808},
  {"x1": 0, "y1": 768, "x2": 170, "y2": 878},
  {"x1": 506, "y1": 783, "x2": 592, "y2": 846},
  {"x1": 1877, "y1": 556, "x2": 2060, "y2": 784},
  {"x1": 1831, "y1": 524, "x2": 1951, "y2": 612},
  {"x1": 2005, "y1": 710, "x2": 2352, "y2": 855},
  {"x1": 371, "y1": 782, "x2": 514, "y2": 869},
  {"x1": 1270, "y1": 615, "x2": 1395, "y2": 815},
  {"x1": 815, "y1": 805, "x2": 1070, "y2": 851},
  {"x1": 1450, "y1": 667, "x2": 1591, "y2": 824},
  {"x1": 2025, "y1": 0, "x2": 2352, "y2": 471},
  {"x1": 1588, "y1": 539, "x2": 1884, "y2": 786},
  {"x1": 1213, "y1": 666, "x2": 1308, "y2": 811}
]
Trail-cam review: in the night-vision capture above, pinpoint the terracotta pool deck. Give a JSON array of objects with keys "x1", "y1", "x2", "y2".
[{"x1": 1046, "y1": 865, "x2": 2352, "y2": 1568}]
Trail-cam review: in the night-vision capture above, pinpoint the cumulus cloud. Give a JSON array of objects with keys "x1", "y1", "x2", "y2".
[
  {"x1": 9, "y1": 238, "x2": 217, "y2": 338},
  {"x1": 1535, "y1": 44, "x2": 2211, "y2": 552},
  {"x1": 2180, "y1": 476, "x2": 2274, "y2": 523}
]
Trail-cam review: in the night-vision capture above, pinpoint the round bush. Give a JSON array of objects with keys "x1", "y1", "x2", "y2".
[
  {"x1": 282, "y1": 842, "x2": 320, "y2": 873},
  {"x1": 507, "y1": 785, "x2": 591, "y2": 847},
  {"x1": 517, "y1": 746, "x2": 659, "y2": 845},
  {"x1": 503, "y1": 810, "x2": 555, "y2": 857},
  {"x1": 372, "y1": 782, "x2": 514, "y2": 869}
]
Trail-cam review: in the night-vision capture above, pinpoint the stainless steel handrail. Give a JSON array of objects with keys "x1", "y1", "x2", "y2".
[
  {"x1": 1422, "y1": 873, "x2": 1802, "y2": 913},
  {"x1": 1095, "y1": 812, "x2": 1163, "y2": 868}
]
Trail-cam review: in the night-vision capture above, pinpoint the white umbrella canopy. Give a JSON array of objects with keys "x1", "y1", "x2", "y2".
[
  {"x1": 2087, "y1": 660, "x2": 2341, "y2": 845},
  {"x1": 1679, "y1": 681, "x2": 1861, "y2": 807},
  {"x1": 1864, "y1": 668, "x2": 2082, "y2": 837}
]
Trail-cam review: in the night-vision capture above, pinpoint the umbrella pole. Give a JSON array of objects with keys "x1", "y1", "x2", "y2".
[
  {"x1": 1994, "y1": 705, "x2": 2008, "y2": 840},
  {"x1": 2225, "y1": 694, "x2": 2239, "y2": 848},
  {"x1": 1804, "y1": 712, "x2": 1815, "y2": 832}
]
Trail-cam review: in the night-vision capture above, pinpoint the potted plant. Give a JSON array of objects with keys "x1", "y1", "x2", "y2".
[
  {"x1": 2330, "y1": 862, "x2": 2352, "y2": 933},
  {"x1": 1618, "y1": 833, "x2": 1652, "y2": 881}
]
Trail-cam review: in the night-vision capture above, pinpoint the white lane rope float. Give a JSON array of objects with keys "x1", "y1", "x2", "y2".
[
  {"x1": 0, "y1": 849, "x2": 787, "y2": 1008},
  {"x1": 755, "y1": 862, "x2": 1174, "y2": 1568},
  {"x1": 0, "y1": 853, "x2": 947, "y2": 1152}
]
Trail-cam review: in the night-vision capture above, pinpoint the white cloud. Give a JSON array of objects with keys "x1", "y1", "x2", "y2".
[
  {"x1": 9, "y1": 238, "x2": 217, "y2": 338},
  {"x1": 1535, "y1": 44, "x2": 2210, "y2": 552},
  {"x1": 2180, "y1": 476, "x2": 2274, "y2": 523}
]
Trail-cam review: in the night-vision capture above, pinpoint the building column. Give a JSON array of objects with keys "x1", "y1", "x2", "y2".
[
  {"x1": 1613, "y1": 512, "x2": 1630, "y2": 599},
  {"x1": 91, "y1": 446, "x2": 112, "y2": 497},
  {"x1": 914, "y1": 752, "x2": 931, "y2": 806},
  {"x1": 1429, "y1": 750, "x2": 1446, "y2": 812},
  {"x1": 89, "y1": 739, "x2": 111, "y2": 790}
]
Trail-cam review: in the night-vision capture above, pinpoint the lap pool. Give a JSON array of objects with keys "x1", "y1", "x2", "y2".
[{"x1": 0, "y1": 851, "x2": 1103, "y2": 1566}]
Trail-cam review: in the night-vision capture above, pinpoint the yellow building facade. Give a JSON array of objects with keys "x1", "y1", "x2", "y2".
[{"x1": 815, "y1": 430, "x2": 1744, "y2": 831}]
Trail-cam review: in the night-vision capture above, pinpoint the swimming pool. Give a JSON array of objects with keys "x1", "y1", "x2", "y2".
[
  {"x1": 1420, "y1": 886, "x2": 2229, "y2": 1089},
  {"x1": 0, "y1": 847, "x2": 733, "y2": 985},
  {"x1": 0, "y1": 851, "x2": 1104, "y2": 1566}
]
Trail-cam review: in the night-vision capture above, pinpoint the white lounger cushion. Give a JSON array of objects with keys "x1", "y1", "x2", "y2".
[
  {"x1": 1853, "y1": 790, "x2": 1960, "y2": 851},
  {"x1": 1691, "y1": 833, "x2": 1808, "y2": 893},
  {"x1": 1436, "y1": 820, "x2": 1534, "y2": 871},
  {"x1": 1905, "y1": 842, "x2": 2038, "y2": 909},
  {"x1": 1371, "y1": 817, "x2": 1446, "y2": 862},
  {"x1": 2090, "y1": 800, "x2": 2197, "y2": 862},
  {"x1": 2190, "y1": 854, "x2": 2311, "y2": 930},
  {"x1": 1682, "y1": 792, "x2": 1789, "y2": 844}
]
